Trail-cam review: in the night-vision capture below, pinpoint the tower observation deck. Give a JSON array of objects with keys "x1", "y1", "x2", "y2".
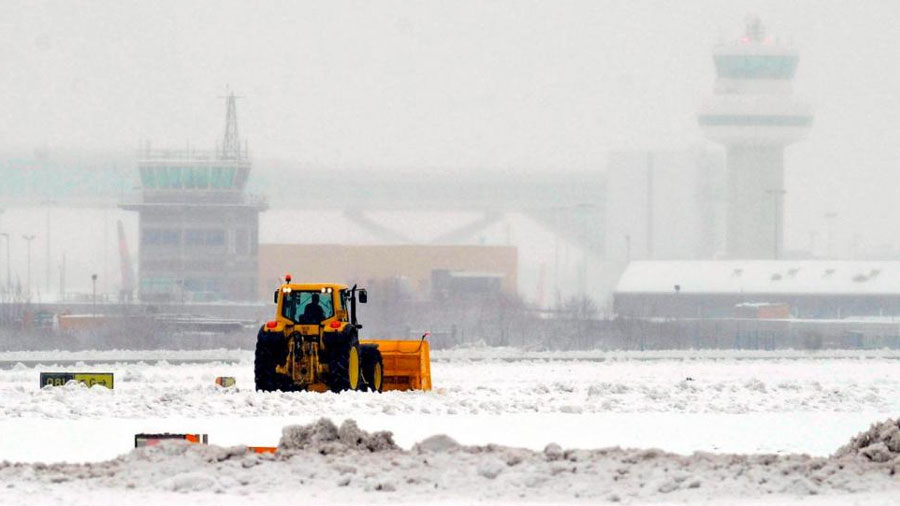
[{"x1": 699, "y1": 17, "x2": 812, "y2": 259}]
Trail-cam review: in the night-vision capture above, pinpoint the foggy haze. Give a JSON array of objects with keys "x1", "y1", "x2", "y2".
[{"x1": 1, "y1": 1, "x2": 899, "y2": 270}]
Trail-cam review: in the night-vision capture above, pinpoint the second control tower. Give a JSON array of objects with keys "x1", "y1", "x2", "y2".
[{"x1": 699, "y1": 17, "x2": 812, "y2": 259}]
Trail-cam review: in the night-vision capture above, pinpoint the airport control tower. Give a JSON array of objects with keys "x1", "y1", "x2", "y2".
[
  {"x1": 699, "y1": 17, "x2": 812, "y2": 259},
  {"x1": 122, "y1": 93, "x2": 266, "y2": 302}
]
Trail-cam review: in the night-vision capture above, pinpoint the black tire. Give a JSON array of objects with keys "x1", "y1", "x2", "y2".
[
  {"x1": 255, "y1": 327, "x2": 290, "y2": 392},
  {"x1": 327, "y1": 344, "x2": 361, "y2": 392},
  {"x1": 360, "y1": 345, "x2": 384, "y2": 393}
]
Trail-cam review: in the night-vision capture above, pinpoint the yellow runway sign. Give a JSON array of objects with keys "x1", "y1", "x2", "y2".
[{"x1": 39, "y1": 372, "x2": 114, "y2": 389}]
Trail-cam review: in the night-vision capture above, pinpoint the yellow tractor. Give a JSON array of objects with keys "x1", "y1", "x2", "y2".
[{"x1": 255, "y1": 275, "x2": 432, "y2": 393}]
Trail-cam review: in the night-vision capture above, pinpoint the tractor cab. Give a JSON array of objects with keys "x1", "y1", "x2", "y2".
[{"x1": 270, "y1": 278, "x2": 367, "y2": 331}]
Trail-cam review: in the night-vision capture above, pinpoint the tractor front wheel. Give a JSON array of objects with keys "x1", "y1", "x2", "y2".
[{"x1": 360, "y1": 346, "x2": 384, "y2": 392}]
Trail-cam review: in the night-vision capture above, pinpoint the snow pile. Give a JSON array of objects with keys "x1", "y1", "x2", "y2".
[
  {"x1": 0, "y1": 438, "x2": 258, "y2": 495},
  {"x1": 278, "y1": 418, "x2": 398, "y2": 454},
  {"x1": 3, "y1": 418, "x2": 900, "y2": 503},
  {"x1": 835, "y1": 418, "x2": 900, "y2": 465}
]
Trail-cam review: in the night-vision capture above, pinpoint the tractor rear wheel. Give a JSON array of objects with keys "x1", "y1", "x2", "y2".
[
  {"x1": 328, "y1": 344, "x2": 361, "y2": 392},
  {"x1": 255, "y1": 328, "x2": 289, "y2": 392},
  {"x1": 360, "y1": 346, "x2": 384, "y2": 393}
]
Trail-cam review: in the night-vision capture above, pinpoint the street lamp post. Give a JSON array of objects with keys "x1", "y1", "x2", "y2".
[
  {"x1": 39, "y1": 199, "x2": 58, "y2": 295},
  {"x1": 22, "y1": 235, "x2": 35, "y2": 295},
  {"x1": 46, "y1": 205, "x2": 51, "y2": 294},
  {"x1": 91, "y1": 274, "x2": 98, "y2": 315},
  {"x1": 0, "y1": 233, "x2": 9, "y2": 292}
]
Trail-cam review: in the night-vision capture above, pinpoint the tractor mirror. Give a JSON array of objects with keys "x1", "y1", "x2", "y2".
[
  {"x1": 358, "y1": 290, "x2": 367, "y2": 304},
  {"x1": 273, "y1": 290, "x2": 279, "y2": 304}
]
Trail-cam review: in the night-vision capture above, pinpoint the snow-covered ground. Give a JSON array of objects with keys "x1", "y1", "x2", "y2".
[
  {"x1": 2, "y1": 349, "x2": 900, "y2": 504},
  {"x1": 4, "y1": 350, "x2": 900, "y2": 420}
]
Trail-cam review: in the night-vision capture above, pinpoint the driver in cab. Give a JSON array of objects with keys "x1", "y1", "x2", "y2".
[{"x1": 302, "y1": 293, "x2": 327, "y2": 323}]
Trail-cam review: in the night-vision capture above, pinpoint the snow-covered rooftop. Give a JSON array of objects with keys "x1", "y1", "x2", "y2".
[{"x1": 615, "y1": 261, "x2": 900, "y2": 295}]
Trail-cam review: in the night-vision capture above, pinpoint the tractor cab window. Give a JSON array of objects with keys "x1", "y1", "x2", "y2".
[
  {"x1": 281, "y1": 290, "x2": 334, "y2": 324},
  {"x1": 340, "y1": 289, "x2": 351, "y2": 321}
]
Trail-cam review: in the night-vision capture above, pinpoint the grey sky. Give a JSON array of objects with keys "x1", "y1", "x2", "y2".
[{"x1": 2, "y1": 0, "x2": 899, "y2": 254}]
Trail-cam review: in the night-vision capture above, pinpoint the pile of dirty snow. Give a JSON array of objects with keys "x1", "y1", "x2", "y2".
[
  {"x1": 834, "y1": 418, "x2": 900, "y2": 466},
  {"x1": 278, "y1": 418, "x2": 398, "y2": 454},
  {"x1": 3, "y1": 418, "x2": 900, "y2": 503}
]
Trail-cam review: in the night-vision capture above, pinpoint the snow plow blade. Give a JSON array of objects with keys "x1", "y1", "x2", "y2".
[{"x1": 361, "y1": 339, "x2": 431, "y2": 391}]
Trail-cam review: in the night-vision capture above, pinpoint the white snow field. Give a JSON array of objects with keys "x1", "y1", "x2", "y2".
[{"x1": 2, "y1": 349, "x2": 900, "y2": 504}]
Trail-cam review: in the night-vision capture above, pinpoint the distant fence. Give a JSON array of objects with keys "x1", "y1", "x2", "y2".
[
  {"x1": 613, "y1": 317, "x2": 900, "y2": 351},
  {"x1": 2, "y1": 296, "x2": 899, "y2": 351},
  {"x1": 404, "y1": 316, "x2": 900, "y2": 352}
]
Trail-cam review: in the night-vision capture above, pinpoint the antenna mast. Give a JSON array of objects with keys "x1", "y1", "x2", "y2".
[{"x1": 221, "y1": 91, "x2": 243, "y2": 160}]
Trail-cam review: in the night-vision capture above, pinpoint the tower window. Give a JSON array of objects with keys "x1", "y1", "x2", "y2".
[{"x1": 714, "y1": 54, "x2": 797, "y2": 79}]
